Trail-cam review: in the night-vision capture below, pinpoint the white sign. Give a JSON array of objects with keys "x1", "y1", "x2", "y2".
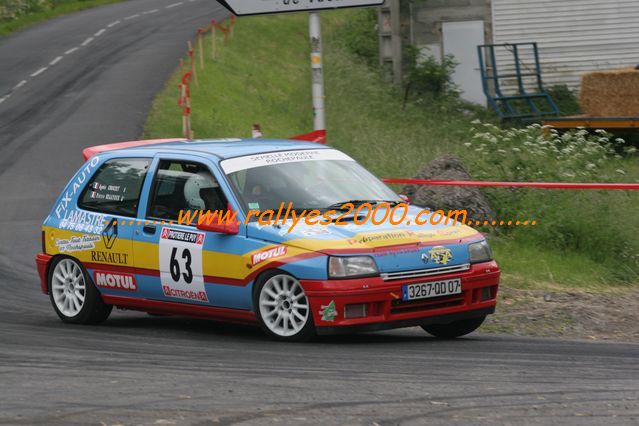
[
  {"x1": 159, "y1": 227, "x2": 208, "y2": 303},
  {"x1": 218, "y1": 0, "x2": 384, "y2": 16}
]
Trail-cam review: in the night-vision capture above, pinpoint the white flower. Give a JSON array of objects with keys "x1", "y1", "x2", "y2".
[
  {"x1": 463, "y1": 142, "x2": 472, "y2": 147},
  {"x1": 586, "y1": 163, "x2": 596, "y2": 169},
  {"x1": 616, "y1": 169, "x2": 626, "y2": 175}
]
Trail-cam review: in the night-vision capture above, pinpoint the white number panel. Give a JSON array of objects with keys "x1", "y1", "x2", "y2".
[{"x1": 159, "y1": 227, "x2": 208, "y2": 302}]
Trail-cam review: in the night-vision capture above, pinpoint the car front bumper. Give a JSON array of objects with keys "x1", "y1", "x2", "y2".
[{"x1": 302, "y1": 260, "x2": 500, "y2": 335}]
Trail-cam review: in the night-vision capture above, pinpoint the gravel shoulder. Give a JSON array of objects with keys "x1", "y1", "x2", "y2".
[{"x1": 485, "y1": 284, "x2": 639, "y2": 342}]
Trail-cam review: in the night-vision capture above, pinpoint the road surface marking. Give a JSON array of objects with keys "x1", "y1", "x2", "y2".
[
  {"x1": 0, "y1": 95, "x2": 10, "y2": 105},
  {"x1": 166, "y1": 2, "x2": 183, "y2": 8},
  {"x1": 143, "y1": 9, "x2": 159, "y2": 14},
  {"x1": 107, "y1": 20, "x2": 121, "y2": 28},
  {"x1": 124, "y1": 14, "x2": 140, "y2": 20},
  {"x1": 50, "y1": 56, "x2": 63, "y2": 66},
  {"x1": 65, "y1": 47, "x2": 79, "y2": 55},
  {"x1": 94, "y1": 29, "x2": 106, "y2": 37},
  {"x1": 81, "y1": 37, "x2": 94, "y2": 46},
  {"x1": 31, "y1": 67, "x2": 48, "y2": 77},
  {"x1": 14, "y1": 80, "x2": 27, "y2": 89}
]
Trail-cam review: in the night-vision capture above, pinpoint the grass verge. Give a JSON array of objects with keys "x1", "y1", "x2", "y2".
[
  {"x1": 0, "y1": 0, "x2": 124, "y2": 36},
  {"x1": 144, "y1": 11, "x2": 638, "y2": 291}
]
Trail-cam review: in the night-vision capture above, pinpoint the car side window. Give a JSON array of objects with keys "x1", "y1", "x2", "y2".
[
  {"x1": 78, "y1": 158, "x2": 150, "y2": 217},
  {"x1": 147, "y1": 160, "x2": 229, "y2": 222}
]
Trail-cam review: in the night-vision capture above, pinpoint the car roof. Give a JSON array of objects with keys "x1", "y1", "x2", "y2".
[{"x1": 84, "y1": 138, "x2": 332, "y2": 161}]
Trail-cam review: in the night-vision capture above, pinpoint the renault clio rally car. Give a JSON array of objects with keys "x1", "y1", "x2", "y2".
[{"x1": 36, "y1": 138, "x2": 500, "y2": 341}]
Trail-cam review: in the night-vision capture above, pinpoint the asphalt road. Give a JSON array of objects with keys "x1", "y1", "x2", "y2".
[{"x1": 0, "y1": 1, "x2": 638, "y2": 425}]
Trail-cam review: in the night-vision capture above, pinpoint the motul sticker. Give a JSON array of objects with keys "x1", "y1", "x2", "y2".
[
  {"x1": 251, "y1": 246, "x2": 287, "y2": 266},
  {"x1": 94, "y1": 271, "x2": 137, "y2": 291}
]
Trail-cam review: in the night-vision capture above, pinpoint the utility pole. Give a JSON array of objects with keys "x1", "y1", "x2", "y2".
[
  {"x1": 309, "y1": 12, "x2": 326, "y2": 131},
  {"x1": 378, "y1": 0, "x2": 402, "y2": 85}
]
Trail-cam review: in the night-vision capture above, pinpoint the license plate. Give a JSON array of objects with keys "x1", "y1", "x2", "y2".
[{"x1": 402, "y1": 278, "x2": 462, "y2": 301}]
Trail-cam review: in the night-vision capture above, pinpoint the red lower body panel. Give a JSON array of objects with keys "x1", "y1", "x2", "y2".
[
  {"x1": 101, "y1": 295, "x2": 257, "y2": 325},
  {"x1": 302, "y1": 261, "x2": 500, "y2": 334},
  {"x1": 35, "y1": 253, "x2": 53, "y2": 294}
]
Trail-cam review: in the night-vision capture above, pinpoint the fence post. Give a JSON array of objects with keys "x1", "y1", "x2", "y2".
[
  {"x1": 188, "y1": 41, "x2": 198, "y2": 87},
  {"x1": 180, "y1": 83, "x2": 187, "y2": 138},
  {"x1": 198, "y1": 31, "x2": 204, "y2": 70},
  {"x1": 211, "y1": 25, "x2": 216, "y2": 59}
]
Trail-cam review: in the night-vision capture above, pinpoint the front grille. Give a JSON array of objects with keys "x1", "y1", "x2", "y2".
[{"x1": 380, "y1": 263, "x2": 471, "y2": 281}]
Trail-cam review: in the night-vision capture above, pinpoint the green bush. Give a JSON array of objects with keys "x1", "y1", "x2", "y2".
[
  {"x1": 337, "y1": 8, "x2": 378, "y2": 67},
  {"x1": 403, "y1": 44, "x2": 458, "y2": 100},
  {"x1": 547, "y1": 84, "x2": 581, "y2": 116},
  {"x1": 0, "y1": 0, "x2": 97, "y2": 21},
  {"x1": 465, "y1": 122, "x2": 639, "y2": 282}
]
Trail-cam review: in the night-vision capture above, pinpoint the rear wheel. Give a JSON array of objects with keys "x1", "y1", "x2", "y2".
[
  {"x1": 421, "y1": 316, "x2": 486, "y2": 339},
  {"x1": 48, "y1": 256, "x2": 112, "y2": 324},
  {"x1": 255, "y1": 271, "x2": 314, "y2": 342}
]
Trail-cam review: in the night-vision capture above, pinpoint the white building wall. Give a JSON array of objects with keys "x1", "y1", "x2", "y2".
[{"x1": 491, "y1": 0, "x2": 639, "y2": 92}]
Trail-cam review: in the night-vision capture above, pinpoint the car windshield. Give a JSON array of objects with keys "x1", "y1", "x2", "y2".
[{"x1": 221, "y1": 149, "x2": 400, "y2": 214}]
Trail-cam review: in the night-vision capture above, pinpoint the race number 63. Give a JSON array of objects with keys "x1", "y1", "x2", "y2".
[{"x1": 159, "y1": 227, "x2": 208, "y2": 302}]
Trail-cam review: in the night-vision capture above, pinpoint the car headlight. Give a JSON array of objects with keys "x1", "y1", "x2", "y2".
[
  {"x1": 468, "y1": 240, "x2": 493, "y2": 264},
  {"x1": 328, "y1": 256, "x2": 378, "y2": 279}
]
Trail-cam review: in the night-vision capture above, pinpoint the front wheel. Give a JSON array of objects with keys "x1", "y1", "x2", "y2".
[
  {"x1": 421, "y1": 315, "x2": 486, "y2": 339},
  {"x1": 255, "y1": 271, "x2": 315, "y2": 342},
  {"x1": 48, "y1": 256, "x2": 112, "y2": 324}
]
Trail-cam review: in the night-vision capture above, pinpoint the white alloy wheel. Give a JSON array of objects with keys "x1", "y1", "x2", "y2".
[
  {"x1": 258, "y1": 274, "x2": 310, "y2": 338},
  {"x1": 51, "y1": 258, "x2": 86, "y2": 318}
]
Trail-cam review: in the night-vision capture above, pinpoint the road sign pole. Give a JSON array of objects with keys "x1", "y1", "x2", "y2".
[{"x1": 309, "y1": 12, "x2": 326, "y2": 131}]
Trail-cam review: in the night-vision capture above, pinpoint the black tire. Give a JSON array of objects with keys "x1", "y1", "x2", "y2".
[
  {"x1": 421, "y1": 315, "x2": 486, "y2": 339},
  {"x1": 253, "y1": 270, "x2": 315, "y2": 342},
  {"x1": 48, "y1": 256, "x2": 112, "y2": 325}
]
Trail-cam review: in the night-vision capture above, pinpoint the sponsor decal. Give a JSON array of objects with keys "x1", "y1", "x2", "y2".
[
  {"x1": 425, "y1": 246, "x2": 453, "y2": 265},
  {"x1": 298, "y1": 227, "x2": 331, "y2": 236},
  {"x1": 94, "y1": 271, "x2": 137, "y2": 291},
  {"x1": 54, "y1": 156, "x2": 100, "y2": 218},
  {"x1": 159, "y1": 227, "x2": 208, "y2": 302},
  {"x1": 101, "y1": 219, "x2": 118, "y2": 249},
  {"x1": 251, "y1": 246, "x2": 287, "y2": 266},
  {"x1": 220, "y1": 149, "x2": 354, "y2": 174},
  {"x1": 376, "y1": 247, "x2": 420, "y2": 257},
  {"x1": 162, "y1": 286, "x2": 208, "y2": 302},
  {"x1": 55, "y1": 235, "x2": 100, "y2": 253},
  {"x1": 319, "y1": 300, "x2": 337, "y2": 322},
  {"x1": 59, "y1": 209, "x2": 106, "y2": 234},
  {"x1": 160, "y1": 228, "x2": 205, "y2": 245},
  {"x1": 90, "y1": 250, "x2": 129, "y2": 265},
  {"x1": 347, "y1": 231, "x2": 410, "y2": 245}
]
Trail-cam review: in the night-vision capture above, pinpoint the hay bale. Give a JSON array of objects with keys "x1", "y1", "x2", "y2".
[{"x1": 580, "y1": 68, "x2": 639, "y2": 117}]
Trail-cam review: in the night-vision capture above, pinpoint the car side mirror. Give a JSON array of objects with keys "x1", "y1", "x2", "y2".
[{"x1": 196, "y1": 220, "x2": 239, "y2": 235}]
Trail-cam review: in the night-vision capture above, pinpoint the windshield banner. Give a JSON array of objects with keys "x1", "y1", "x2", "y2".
[{"x1": 220, "y1": 149, "x2": 354, "y2": 174}]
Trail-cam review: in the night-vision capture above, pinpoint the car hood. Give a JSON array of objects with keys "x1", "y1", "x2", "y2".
[{"x1": 246, "y1": 205, "x2": 483, "y2": 273}]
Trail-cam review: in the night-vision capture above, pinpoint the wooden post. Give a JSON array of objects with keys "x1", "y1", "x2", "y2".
[
  {"x1": 181, "y1": 84, "x2": 187, "y2": 138},
  {"x1": 188, "y1": 41, "x2": 198, "y2": 87},
  {"x1": 211, "y1": 26, "x2": 216, "y2": 59},
  {"x1": 198, "y1": 32, "x2": 204, "y2": 70},
  {"x1": 186, "y1": 95, "x2": 193, "y2": 139}
]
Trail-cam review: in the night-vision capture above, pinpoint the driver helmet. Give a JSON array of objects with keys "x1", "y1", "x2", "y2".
[{"x1": 184, "y1": 172, "x2": 218, "y2": 210}]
